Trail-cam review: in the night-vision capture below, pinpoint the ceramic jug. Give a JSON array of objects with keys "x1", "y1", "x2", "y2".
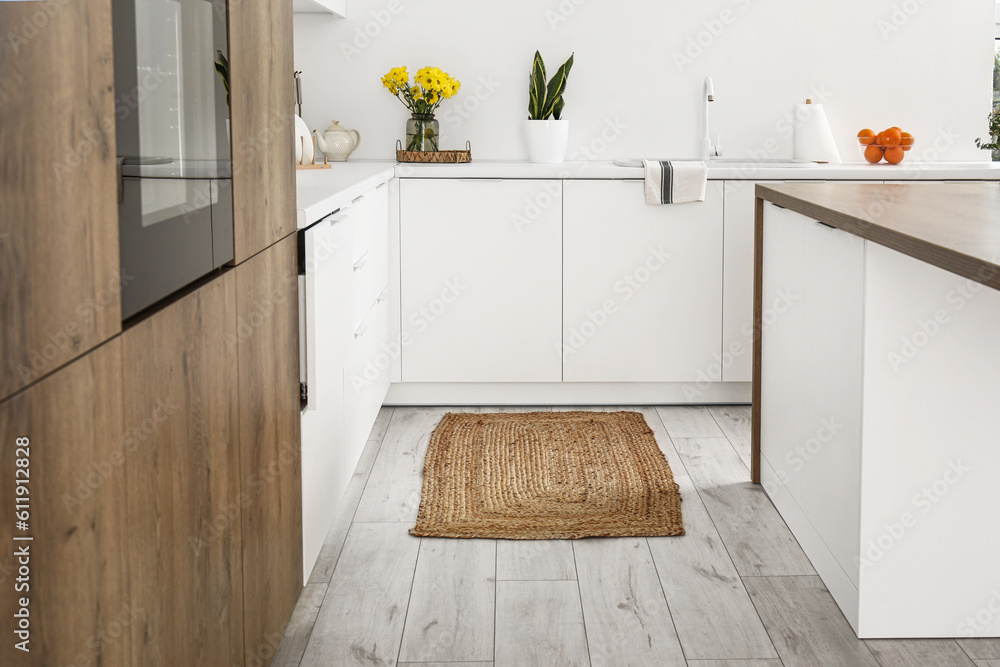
[{"x1": 314, "y1": 121, "x2": 362, "y2": 162}]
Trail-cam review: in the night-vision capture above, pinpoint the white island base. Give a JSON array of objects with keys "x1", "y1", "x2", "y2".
[{"x1": 758, "y1": 201, "x2": 1000, "y2": 638}]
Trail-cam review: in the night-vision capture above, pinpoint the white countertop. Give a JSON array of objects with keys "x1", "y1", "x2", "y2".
[
  {"x1": 296, "y1": 159, "x2": 1000, "y2": 228},
  {"x1": 394, "y1": 159, "x2": 1000, "y2": 181},
  {"x1": 296, "y1": 162, "x2": 395, "y2": 228}
]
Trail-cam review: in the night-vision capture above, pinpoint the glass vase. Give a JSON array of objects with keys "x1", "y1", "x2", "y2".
[{"x1": 406, "y1": 113, "x2": 439, "y2": 152}]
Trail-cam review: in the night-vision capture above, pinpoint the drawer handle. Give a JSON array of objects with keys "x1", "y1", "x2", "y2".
[
  {"x1": 354, "y1": 322, "x2": 368, "y2": 338},
  {"x1": 377, "y1": 288, "x2": 389, "y2": 303},
  {"x1": 353, "y1": 253, "x2": 369, "y2": 271}
]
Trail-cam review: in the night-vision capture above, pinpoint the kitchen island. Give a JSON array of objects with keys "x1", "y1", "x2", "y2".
[{"x1": 752, "y1": 182, "x2": 1000, "y2": 638}]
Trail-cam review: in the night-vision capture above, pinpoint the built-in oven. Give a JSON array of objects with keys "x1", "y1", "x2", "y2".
[{"x1": 112, "y1": 0, "x2": 233, "y2": 319}]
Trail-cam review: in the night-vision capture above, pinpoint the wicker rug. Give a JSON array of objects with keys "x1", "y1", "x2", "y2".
[{"x1": 410, "y1": 411, "x2": 684, "y2": 539}]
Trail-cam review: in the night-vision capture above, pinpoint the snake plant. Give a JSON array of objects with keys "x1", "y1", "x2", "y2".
[{"x1": 528, "y1": 51, "x2": 574, "y2": 121}]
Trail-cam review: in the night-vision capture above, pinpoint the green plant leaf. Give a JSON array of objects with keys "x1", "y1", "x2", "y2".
[
  {"x1": 552, "y1": 96, "x2": 565, "y2": 120},
  {"x1": 529, "y1": 51, "x2": 547, "y2": 120},
  {"x1": 541, "y1": 53, "x2": 573, "y2": 120}
]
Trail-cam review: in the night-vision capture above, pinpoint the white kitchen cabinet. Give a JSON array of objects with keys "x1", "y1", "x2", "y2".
[
  {"x1": 723, "y1": 180, "x2": 880, "y2": 383},
  {"x1": 721, "y1": 180, "x2": 759, "y2": 382},
  {"x1": 399, "y1": 179, "x2": 563, "y2": 383},
  {"x1": 299, "y1": 182, "x2": 391, "y2": 581},
  {"x1": 758, "y1": 201, "x2": 1000, "y2": 637},
  {"x1": 759, "y1": 203, "x2": 865, "y2": 592},
  {"x1": 562, "y1": 179, "x2": 723, "y2": 383}
]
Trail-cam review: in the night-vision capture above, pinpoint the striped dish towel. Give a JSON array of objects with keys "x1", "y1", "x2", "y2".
[{"x1": 643, "y1": 160, "x2": 708, "y2": 204}]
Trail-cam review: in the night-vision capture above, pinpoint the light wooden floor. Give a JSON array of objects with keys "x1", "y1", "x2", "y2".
[{"x1": 274, "y1": 406, "x2": 1000, "y2": 667}]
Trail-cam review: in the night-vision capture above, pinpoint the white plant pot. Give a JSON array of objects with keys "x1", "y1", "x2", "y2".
[{"x1": 524, "y1": 119, "x2": 570, "y2": 164}]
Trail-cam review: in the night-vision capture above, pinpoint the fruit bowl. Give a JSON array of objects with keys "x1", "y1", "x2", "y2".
[{"x1": 857, "y1": 128, "x2": 915, "y2": 165}]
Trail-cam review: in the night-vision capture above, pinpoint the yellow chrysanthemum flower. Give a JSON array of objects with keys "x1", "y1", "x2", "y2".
[{"x1": 383, "y1": 65, "x2": 460, "y2": 114}]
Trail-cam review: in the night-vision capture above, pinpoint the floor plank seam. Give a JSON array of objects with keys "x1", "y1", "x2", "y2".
[
  {"x1": 394, "y1": 534, "x2": 424, "y2": 664},
  {"x1": 570, "y1": 542, "x2": 595, "y2": 667},
  {"x1": 641, "y1": 536, "x2": 691, "y2": 665}
]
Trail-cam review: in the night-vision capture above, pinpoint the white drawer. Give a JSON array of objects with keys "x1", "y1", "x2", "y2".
[
  {"x1": 344, "y1": 287, "x2": 391, "y2": 453},
  {"x1": 349, "y1": 185, "x2": 389, "y2": 329}
]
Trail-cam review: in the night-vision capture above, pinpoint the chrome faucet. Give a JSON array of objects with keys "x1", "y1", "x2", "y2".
[{"x1": 701, "y1": 76, "x2": 722, "y2": 161}]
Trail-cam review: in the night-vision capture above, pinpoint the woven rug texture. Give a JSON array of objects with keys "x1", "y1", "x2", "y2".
[{"x1": 410, "y1": 411, "x2": 684, "y2": 539}]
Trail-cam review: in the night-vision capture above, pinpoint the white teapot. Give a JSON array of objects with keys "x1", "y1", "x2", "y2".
[{"x1": 314, "y1": 121, "x2": 362, "y2": 162}]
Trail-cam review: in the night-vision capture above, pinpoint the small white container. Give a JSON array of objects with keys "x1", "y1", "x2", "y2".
[{"x1": 524, "y1": 119, "x2": 570, "y2": 164}]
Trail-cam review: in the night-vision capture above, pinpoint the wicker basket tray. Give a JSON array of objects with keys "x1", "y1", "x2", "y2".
[{"x1": 396, "y1": 140, "x2": 471, "y2": 163}]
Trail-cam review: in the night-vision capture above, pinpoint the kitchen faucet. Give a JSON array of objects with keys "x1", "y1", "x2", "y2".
[{"x1": 702, "y1": 76, "x2": 722, "y2": 161}]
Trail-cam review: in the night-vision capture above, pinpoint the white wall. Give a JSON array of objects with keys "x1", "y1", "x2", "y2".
[{"x1": 294, "y1": 0, "x2": 995, "y2": 162}]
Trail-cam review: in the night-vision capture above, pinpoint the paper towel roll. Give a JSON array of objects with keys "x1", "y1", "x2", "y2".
[{"x1": 794, "y1": 102, "x2": 842, "y2": 163}]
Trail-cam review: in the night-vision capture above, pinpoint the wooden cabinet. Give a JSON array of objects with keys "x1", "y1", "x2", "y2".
[
  {"x1": 235, "y1": 235, "x2": 303, "y2": 660},
  {"x1": 122, "y1": 240, "x2": 301, "y2": 667},
  {"x1": 0, "y1": 341, "x2": 130, "y2": 667},
  {"x1": 563, "y1": 179, "x2": 723, "y2": 382},
  {"x1": 0, "y1": 0, "x2": 120, "y2": 400},
  {"x1": 399, "y1": 179, "x2": 563, "y2": 383},
  {"x1": 228, "y1": 0, "x2": 296, "y2": 262},
  {"x1": 123, "y1": 273, "x2": 245, "y2": 667}
]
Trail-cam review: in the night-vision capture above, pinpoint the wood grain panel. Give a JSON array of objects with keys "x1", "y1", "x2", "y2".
[
  {"x1": 865, "y1": 639, "x2": 976, "y2": 666},
  {"x1": 123, "y1": 274, "x2": 244, "y2": 666},
  {"x1": 236, "y1": 234, "x2": 303, "y2": 666},
  {"x1": 0, "y1": 341, "x2": 129, "y2": 667},
  {"x1": 743, "y1": 575, "x2": 879, "y2": 667},
  {"x1": 647, "y1": 508, "x2": 778, "y2": 661},
  {"x1": 494, "y1": 581, "x2": 588, "y2": 667},
  {"x1": 751, "y1": 194, "x2": 764, "y2": 483},
  {"x1": 756, "y1": 182, "x2": 1000, "y2": 292},
  {"x1": 300, "y1": 523, "x2": 420, "y2": 667},
  {"x1": 673, "y1": 437, "x2": 814, "y2": 576},
  {"x1": 399, "y1": 538, "x2": 496, "y2": 663},
  {"x1": 573, "y1": 538, "x2": 688, "y2": 666},
  {"x1": 0, "y1": 0, "x2": 121, "y2": 400},
  {"x1": 227, "y1": 0, "x2": 296, "y2": 262}
]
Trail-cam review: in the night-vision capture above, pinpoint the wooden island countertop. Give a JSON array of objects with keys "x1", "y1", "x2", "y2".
[{"x1": 756, "y1": 182, "x2": 1000, "y2": 291}]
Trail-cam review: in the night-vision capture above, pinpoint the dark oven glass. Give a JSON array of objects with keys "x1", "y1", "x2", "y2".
[{"x1": 113, "y1": 0, "x2": 233, "y2": 319}]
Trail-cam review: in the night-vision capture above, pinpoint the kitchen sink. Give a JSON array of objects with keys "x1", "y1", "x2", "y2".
[{"x1": 613, "y1": 158, "x2": 817, "y2": 168}]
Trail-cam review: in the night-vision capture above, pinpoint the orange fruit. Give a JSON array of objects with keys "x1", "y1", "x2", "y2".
[
  {"x1": 881, "y1": 128, "x2": 902, "y2": 147},
  {"x1": 884, "y1": 146, "x2": 905, "y2": 164},
  {"x1": 875, "y1": 131, "x2": 886, "y2": 146},
  {"x1": 889, "y1": 126, "x2": 902, "y2": 134},
  {"x1": 858, "y1": 129, "x2": 876, "y2": 145},
  {"x1": 864, "y1": 145, "x2": 884, "y2": 164},
  {"x1": 900, "y1": 131, "x2": 914, "y2": 151}
]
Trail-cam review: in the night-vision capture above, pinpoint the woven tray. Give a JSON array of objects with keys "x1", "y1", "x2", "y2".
[{"x1": 396, "y1": 140, "x2": 471, "y2": 163}]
